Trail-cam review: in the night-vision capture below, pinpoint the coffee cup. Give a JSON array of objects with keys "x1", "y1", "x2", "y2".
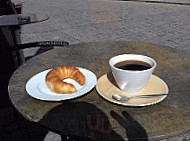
[{"x1": 109, "y1": 54, "x2": 157, "y2": 94}]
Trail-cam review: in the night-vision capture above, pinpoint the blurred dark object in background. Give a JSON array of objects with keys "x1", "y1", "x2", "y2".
[{"x1": 0, "y1": 0, "x2": 23, "y2": 107}]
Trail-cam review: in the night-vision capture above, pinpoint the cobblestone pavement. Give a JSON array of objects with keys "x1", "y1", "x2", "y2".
[
  {"x1": 1, "y1": 0, "x2": 190, "y2": 140},
  {"x1": 12, "y1": 0, "x2": 190, "y2": 57}
]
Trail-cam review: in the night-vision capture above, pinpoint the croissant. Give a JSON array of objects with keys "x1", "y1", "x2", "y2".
[{"x1": 45, "y1": 66, "x2": 86, "y2": 94}]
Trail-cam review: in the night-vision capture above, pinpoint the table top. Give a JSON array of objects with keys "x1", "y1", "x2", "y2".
[{"x1": 8, "y1": 41, "x2": 190, "y2": 140}]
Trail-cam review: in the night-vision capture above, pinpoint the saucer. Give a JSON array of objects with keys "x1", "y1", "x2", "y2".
[{"x1": 96, "y1": 74, "x2": 168, "y2": 106}]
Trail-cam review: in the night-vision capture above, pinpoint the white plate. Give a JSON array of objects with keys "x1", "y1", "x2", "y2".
[{"x1": 26, "y1": 67, "x2": 97, "y2": 101}]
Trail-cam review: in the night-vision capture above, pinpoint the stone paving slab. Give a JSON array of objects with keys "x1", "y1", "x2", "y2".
[{"x1": 12, "y1": 0, "x2": 190, "y2": 57}]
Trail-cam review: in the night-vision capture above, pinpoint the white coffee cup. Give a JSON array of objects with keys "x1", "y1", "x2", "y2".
[{"x1": 109, "y1": 54, "x2": 157, "y2": 94}]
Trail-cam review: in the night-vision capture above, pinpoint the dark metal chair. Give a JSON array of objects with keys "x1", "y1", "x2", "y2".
[{"x1": 0, "y1": 0, "x2": 69, "y2": 107}]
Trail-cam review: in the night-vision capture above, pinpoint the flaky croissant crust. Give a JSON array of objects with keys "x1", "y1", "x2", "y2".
[{"x1": 45, "y1": 66, "x2": 86, "y2": 94}]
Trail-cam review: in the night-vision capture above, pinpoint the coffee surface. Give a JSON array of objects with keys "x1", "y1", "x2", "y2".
[{"x1": 114, "y1": 60, "x2": 152, "y2": 71}]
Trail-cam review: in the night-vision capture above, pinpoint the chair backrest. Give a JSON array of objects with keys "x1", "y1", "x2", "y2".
[
  {"x1": 0, "y1": 0, "x2": 25, "y2": 66},
  {"x1": 0, "y1": 0, "x2": 25, "y2": 107}
]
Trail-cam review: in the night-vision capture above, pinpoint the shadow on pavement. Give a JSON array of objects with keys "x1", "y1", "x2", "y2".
[{"x1": 25, "y1": 46, "x2": 54, "y2": 61}]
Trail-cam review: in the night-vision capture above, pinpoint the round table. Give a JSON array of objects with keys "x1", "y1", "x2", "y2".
[{"x1": 8, "y1": 41, "x2": 190, "y2": 140}]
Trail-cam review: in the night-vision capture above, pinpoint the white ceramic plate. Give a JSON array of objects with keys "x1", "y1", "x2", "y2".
[
  {"x1": 26, "y1": 67, "x2": 97, "y2": 101},
  {"x1": 96, "y1": 74, "x2": 168, "y2": 107}
]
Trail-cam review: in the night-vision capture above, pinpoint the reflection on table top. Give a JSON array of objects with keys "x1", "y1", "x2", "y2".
[{"x1": 8, "y1": 41, "x2": 190, "y2": 140}]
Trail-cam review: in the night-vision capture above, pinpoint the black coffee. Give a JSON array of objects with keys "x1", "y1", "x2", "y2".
[{"x1": 114, "y1": 60, "x2": 152, "y2": 71}]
